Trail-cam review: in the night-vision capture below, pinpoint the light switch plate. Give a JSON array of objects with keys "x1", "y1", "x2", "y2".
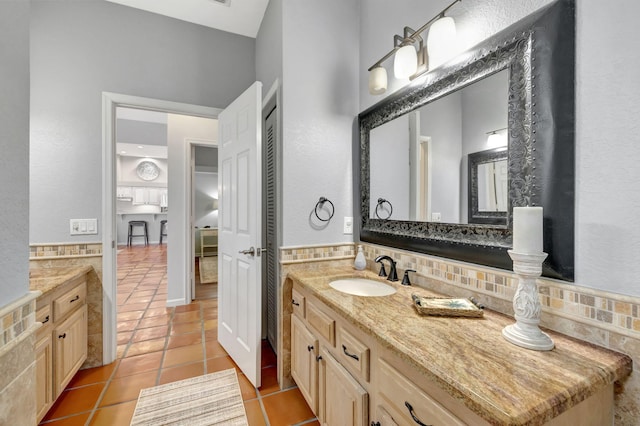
[
  {"x1": 70, "y1": 219, "x2": 98, "y2": 235},
  {"x1": 343, "y1": 216, "x2": 353, "y2": 234}
]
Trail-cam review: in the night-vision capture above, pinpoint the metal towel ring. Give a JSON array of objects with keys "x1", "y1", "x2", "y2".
[
  {"x1": 375, "y1": 198, "x2": 393, "y2": 220},
  {"x1": 314, "y1": 197, "x2": 335, "y2": 222}
]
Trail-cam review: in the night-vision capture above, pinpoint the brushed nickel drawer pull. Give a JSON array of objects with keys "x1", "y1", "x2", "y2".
[
  {"x1": 405, "y1": 402, "x2": 431, "y2": 426},
  {"x1": 70, "y1": 295, "x2": 80, "y2": 303},
  {"x1": 342, "y1": 344, "x2": 359, "y2": 361}
]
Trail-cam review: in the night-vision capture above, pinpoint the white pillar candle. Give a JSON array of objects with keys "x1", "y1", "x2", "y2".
[{"x1": 513, "y1": 206, "x2": 543, "y2": 253}]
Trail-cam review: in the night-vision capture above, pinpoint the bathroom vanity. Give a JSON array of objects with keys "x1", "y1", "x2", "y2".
[
  {"x1": 30, "y1": 266, "x2": 91, "y2": 423},
  {"x1": 288, "y1": 266, "x2": 631, "y2": 425}
]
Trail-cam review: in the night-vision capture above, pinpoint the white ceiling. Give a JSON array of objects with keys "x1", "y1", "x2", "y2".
[{"x1": 104, "y1": 0, "x2": 269, "y2": 38}]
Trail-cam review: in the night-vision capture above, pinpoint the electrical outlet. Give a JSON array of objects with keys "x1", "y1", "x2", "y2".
[
  {"x1": 70, "y1": 219, "x2": 98, "y2": 235},
  {"x1": 431, "y1": 212, "x2": 441, "y2": 222},
  {"x1": 343, "y1": 216, "x2": 353, "y2": 234}
]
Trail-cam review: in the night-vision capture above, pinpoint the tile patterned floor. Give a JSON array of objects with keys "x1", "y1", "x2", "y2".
[{"x1": 39, "y1": 245, "x2": 318, "y2": 426}]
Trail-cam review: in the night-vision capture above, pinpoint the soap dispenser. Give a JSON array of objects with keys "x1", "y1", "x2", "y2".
[{"x1": 354, "y1": 244, "x2": 366, "y2": 270}]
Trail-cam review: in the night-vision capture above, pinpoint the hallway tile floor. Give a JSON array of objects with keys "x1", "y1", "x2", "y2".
[{"x1": 39, "y1": 245, "x2": 317, "y2": 426}]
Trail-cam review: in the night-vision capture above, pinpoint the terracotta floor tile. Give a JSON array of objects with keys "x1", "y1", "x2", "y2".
[
  {"x1": 131, "y1": 325, "x2": 169, "y2": 342},
  {"x1": 205, "y1": 339, "x2": 228, "y2": 358},
  {"x1": 167, "y1": 332, "x2": 202, "y2": 349},
  {"x1": 261, "y1": 388, "x2": 315, "y2": 425},
  {"x1": 117, "y1": 331, "x2": 133, "y2": 345},
  {"x1": 170, "y1": 321, "x2": 201, "y2": 335},
  {"x1": 237, "y1": 373, "x2": 258, "y2": 400},
  {"x1": 117, "y1": 310, "x2": 144, "y2": 321},
  {"x1": 207, "y1": 355, "x2": 239, "y2": 373},
  {"x1": 125, "y1": 337, "x2": 166, "y2": 357},
  {"x1": 204, "y1": 329, "x2": 218, "y2": 341},
  {"x1": 243, "y1": 399, "x2": 267, "y2": 426},
  {"x1": 148, "y1": 300, "x2": 167, "y2": 308},
  {"x1": 116, "y1": 344, "x2": 127, "y2": 358},
  {"x1": 175, "y1": 303, "x2": 201, "y2": 313},
  {"x1": 119, "y1": 302, "x2": 150, "y2": 312},
  {"x1": 258, "y1": 366, "x2": 279, "y2": 396},
  {"x1": 172, "y1": 310, "x2": 201, "y2": 324},
  {"x1": 41, "y1": 412, "x2": 91, "y2": 426},
  {"x1": 143, "y1": 307, "x2": 171, "y2": 318},
  {"x1": 89, "y1": 400, "x2": 137, "y2": 425},
  {"x1": 131, "y1": 290, "x2": 156, "y2": 297},
  {"x1": 138, "y1": 316, "x2": 170, "y2": 329},
  {"x1": 163, "y1": 343, "x2": 205, "y2": 368},
  {"x1": 43, "y1": 383, "x2": 105, "y2": 420},
  {"x1": 114, "y1": 351, "x2": 163, "y2": 378},
  {"x1": 158, "y1": 361, "x2": 205, "y2": 385},
  {"x1": 203, "y1": 308, "x2": 217, "y2": 320},
  {"x1": 99, "y1": 370, "x2": 158, "y2": 406},
  {"x1": 67, "y1": 362, "x2": 117, "y2": 388},
  {"x1": 117, "y1": 319, "x2": 139, "y2": 332},
  {"x1": 203, "y1": 319, "x2": 217, "y2": 330}
]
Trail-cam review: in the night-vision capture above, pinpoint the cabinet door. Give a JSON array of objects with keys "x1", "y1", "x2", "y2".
[
  {"x1": 318, "y1": 348, "x2": 368, "y2": 426},
  {"x1": 35, "y1": 333, "x2": 53, "y2": 423},
  {"x1": 147, "y1": 188, "x2": 161, "y2": 205},
  {"x1": 132, "y1": 187, "x2": 148, "y2": 205},
  {"x1": 54, "y1": 305, "x2": 88, "y2": 396},
  {"x1": 291, "y1": 315, "x2": 319, "y2": 414}
]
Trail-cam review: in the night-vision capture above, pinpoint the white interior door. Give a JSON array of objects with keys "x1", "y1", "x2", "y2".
[{"x1": 218, "y1": 82, "x2": 263, "y2": 387}]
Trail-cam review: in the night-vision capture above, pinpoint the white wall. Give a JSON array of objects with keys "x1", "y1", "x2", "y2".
[
  {"x1": 0, "y1": 0, "x2": 30, "y2": 307},
  {"x1": 29, "y1": 0, "x2": 255, "y2": 244},
  {"x1": 359, "y1": 0, "x2": 640, "y2": 296},
  {"x1": 166, "y1": 114, "x2": 217, "y2": 306},
  {"x1": 280, "y1": 0, "x2": 360, "y2": 246}
]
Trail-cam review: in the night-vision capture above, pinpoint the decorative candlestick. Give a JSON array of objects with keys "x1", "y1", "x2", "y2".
[{"x1": 502, "y1": 250, "x2": 554, "y2": 350}]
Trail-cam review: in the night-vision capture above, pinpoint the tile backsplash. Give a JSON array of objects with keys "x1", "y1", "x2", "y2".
[{"x1": 30, "y1": 242, "x2": 102, "y2": 259}]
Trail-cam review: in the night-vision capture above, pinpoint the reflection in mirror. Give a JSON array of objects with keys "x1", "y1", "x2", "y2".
[
  {"x1": 468, "y1": 147, "x2": 508, "y2": 225},
  {"x1": 368, "y1": 69, "x2": 508, "y2": 224}
]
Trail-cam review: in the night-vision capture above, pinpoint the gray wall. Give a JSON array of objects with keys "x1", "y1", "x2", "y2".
[
  {"x1": 0, "y1": 0, "x2": 30, "y2": 306},
  {"x1": 29, "y1": 0, "x2": 255, "y2": 243},
  {"x1": 117, "y1": 119, "x2": 167, "y2": 146},
  {"x1": 280, "y1": 0, "x2": 360, "y2": 246},
  {"x1": 255, "y1": 0, "x2": 283, "y2": 93}
]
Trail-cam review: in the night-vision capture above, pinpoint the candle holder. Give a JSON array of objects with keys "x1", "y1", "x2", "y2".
[{"x1": 502, "y1": 250, "x2": 554, "y2": 351}]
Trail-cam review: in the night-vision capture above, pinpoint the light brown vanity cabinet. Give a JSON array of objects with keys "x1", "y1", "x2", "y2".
[
  {"x1": 35, "y1": 277, "x2": 88, "y2": 423},
  {"x1": 291, "y1": 314, "x2": 319, "y2": 413}
]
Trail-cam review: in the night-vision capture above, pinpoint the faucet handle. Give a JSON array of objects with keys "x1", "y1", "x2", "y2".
[
  {"x1": 402, "y1": 269, "x2": 416, "y2": 286},
  {"x1": 378, "y1": 263, "x2": 387, "y2": 277}
]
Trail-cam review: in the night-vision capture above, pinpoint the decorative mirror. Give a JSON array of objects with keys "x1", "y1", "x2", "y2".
[{"x1": 358, "y1": 0, "x2": 575, "y2": 281}]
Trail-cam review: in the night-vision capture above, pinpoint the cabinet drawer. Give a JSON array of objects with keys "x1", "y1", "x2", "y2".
[
  {"x1": 378, "y1": 358, "x2": 464, "y2": 426},
  {"x1": 53, "y1": 281, "x2": 86, "y2": 321},
  {"x1": 337, "y1": 326, "x2": 370, "y2": 382},
  {"x1": 36, "y1": 304, "x2": 52, "y2": 329},
  {"x1": 292, "y1": 288, "x2": 306, "y2": 318},
  {"x1": 307, "y1": 300, "x2": 335, "y2": 346}
]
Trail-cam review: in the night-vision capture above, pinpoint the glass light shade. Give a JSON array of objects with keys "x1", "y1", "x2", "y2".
[
  {"x1": 427, "y1": 16, "x2": 457, "y2": 70},
  {"x1": 394, "y1": 45, "x2": 418, "y2": 79},
  {"x1": 368, "y1": 66, "x2": 387, "y2": 95},
  {"x1": 487, "y1": 132, "x2": 507, "y2": 148}
]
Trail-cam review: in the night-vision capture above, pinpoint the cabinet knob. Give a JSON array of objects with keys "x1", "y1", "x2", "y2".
[
  {"x1": 371, "y1": 423, "x2": 381, "y2": 426},
  {"x1": 316, "y1": 355, "x2": 323, "y2": 362},
  {"x1": 307, "y1": 345, "x2": 314, "y2": 352},
  {"x1": 58, "y1": 333, "x2": 67, "y2": 339}
]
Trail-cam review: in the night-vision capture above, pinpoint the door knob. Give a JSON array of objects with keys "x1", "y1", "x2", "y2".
[{"x1": 239, "y1": 247, "x2": 255, "y2": 256}]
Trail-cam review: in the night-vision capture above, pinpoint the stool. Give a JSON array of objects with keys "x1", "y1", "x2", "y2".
[
  {"x1": 127, "y1": 221, "x2": 148, "y2": 246},
  {"x1": 159, "y1": 220, "x2": 168, "y2": 244}
]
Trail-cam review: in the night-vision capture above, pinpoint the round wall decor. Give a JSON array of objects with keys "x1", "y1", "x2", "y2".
[{"x1": 136, "y1": 160, "x2": 160, "y2": 181}]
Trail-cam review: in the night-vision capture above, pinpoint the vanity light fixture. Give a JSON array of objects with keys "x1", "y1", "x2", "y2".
[
  {"x1": 367, "y1": 0, "x2": 461, "y2": 95},
  {"x1": 486, "y1": 127, "x2": 508, "y2": 148}
]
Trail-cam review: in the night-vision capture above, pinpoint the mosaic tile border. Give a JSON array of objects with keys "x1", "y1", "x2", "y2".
[
  {"x1": 30, "y1": 242, "x2": 102, "y2": 259},
  {"x1": 280, "y1": 243, "x2": 355, "y2": 264},
  {"x1": 362, "y1": 243, "x2": 640, "y2": 339},
  {"x1": 0, "y1": 291, "x2": 40, "y2": 355}
]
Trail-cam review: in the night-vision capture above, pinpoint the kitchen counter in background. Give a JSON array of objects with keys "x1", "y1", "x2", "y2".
[
  {"x1": 116, "y1": 212, "x2": 167, "y2": 245},
  {"x1": 288, "y1": 266, "x2": 633, "y2": 425}
]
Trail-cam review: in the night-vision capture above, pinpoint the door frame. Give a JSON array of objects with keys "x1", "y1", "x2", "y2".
[{"x1": 101, "y1": 92, "x2": 219, "y2": 364}]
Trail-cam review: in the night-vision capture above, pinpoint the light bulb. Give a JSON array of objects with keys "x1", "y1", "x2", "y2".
[
  {"x1": 427, "y1": 16, "x2": 457, "y2": 70},
  {"x1": 394, "y1": 45, "x2": 418, "y2": 79},
  {"x1": 368, "y1": 66, "x2": 387, "y2": 95}
]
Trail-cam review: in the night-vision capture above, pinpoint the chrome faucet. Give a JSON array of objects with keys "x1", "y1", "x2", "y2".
[{"x1": 374, "y1": 255, "x2": 398, "y2": 282}]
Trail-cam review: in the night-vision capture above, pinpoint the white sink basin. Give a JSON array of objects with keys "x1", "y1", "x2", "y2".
[{"x1": 329, "y1": 278, "x2": 397, "y2": 297}]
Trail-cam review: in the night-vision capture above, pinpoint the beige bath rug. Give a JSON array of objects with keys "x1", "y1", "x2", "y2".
[
  {"x1": 199, "y1": 255, "x2": 218, "y2": 284},
  {"x1": 130, "y1": 368, "x2": 248, "y2": 426}
]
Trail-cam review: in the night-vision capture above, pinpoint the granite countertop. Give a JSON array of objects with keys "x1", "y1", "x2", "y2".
[
  {"x1": 288, "y1": 266, "x2": 633, "y2": 425},
  {"x1": 29, "y1": 266, "x2": 93, "y2": 296}
]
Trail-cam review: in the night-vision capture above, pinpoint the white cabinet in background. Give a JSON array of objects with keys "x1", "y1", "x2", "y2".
[
  {"x1": 116, "y1": 186, "x2": 132, "y2": 199},
  {"x1": 132, "y1": 187, "x2": 162, "y2": 205}
]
